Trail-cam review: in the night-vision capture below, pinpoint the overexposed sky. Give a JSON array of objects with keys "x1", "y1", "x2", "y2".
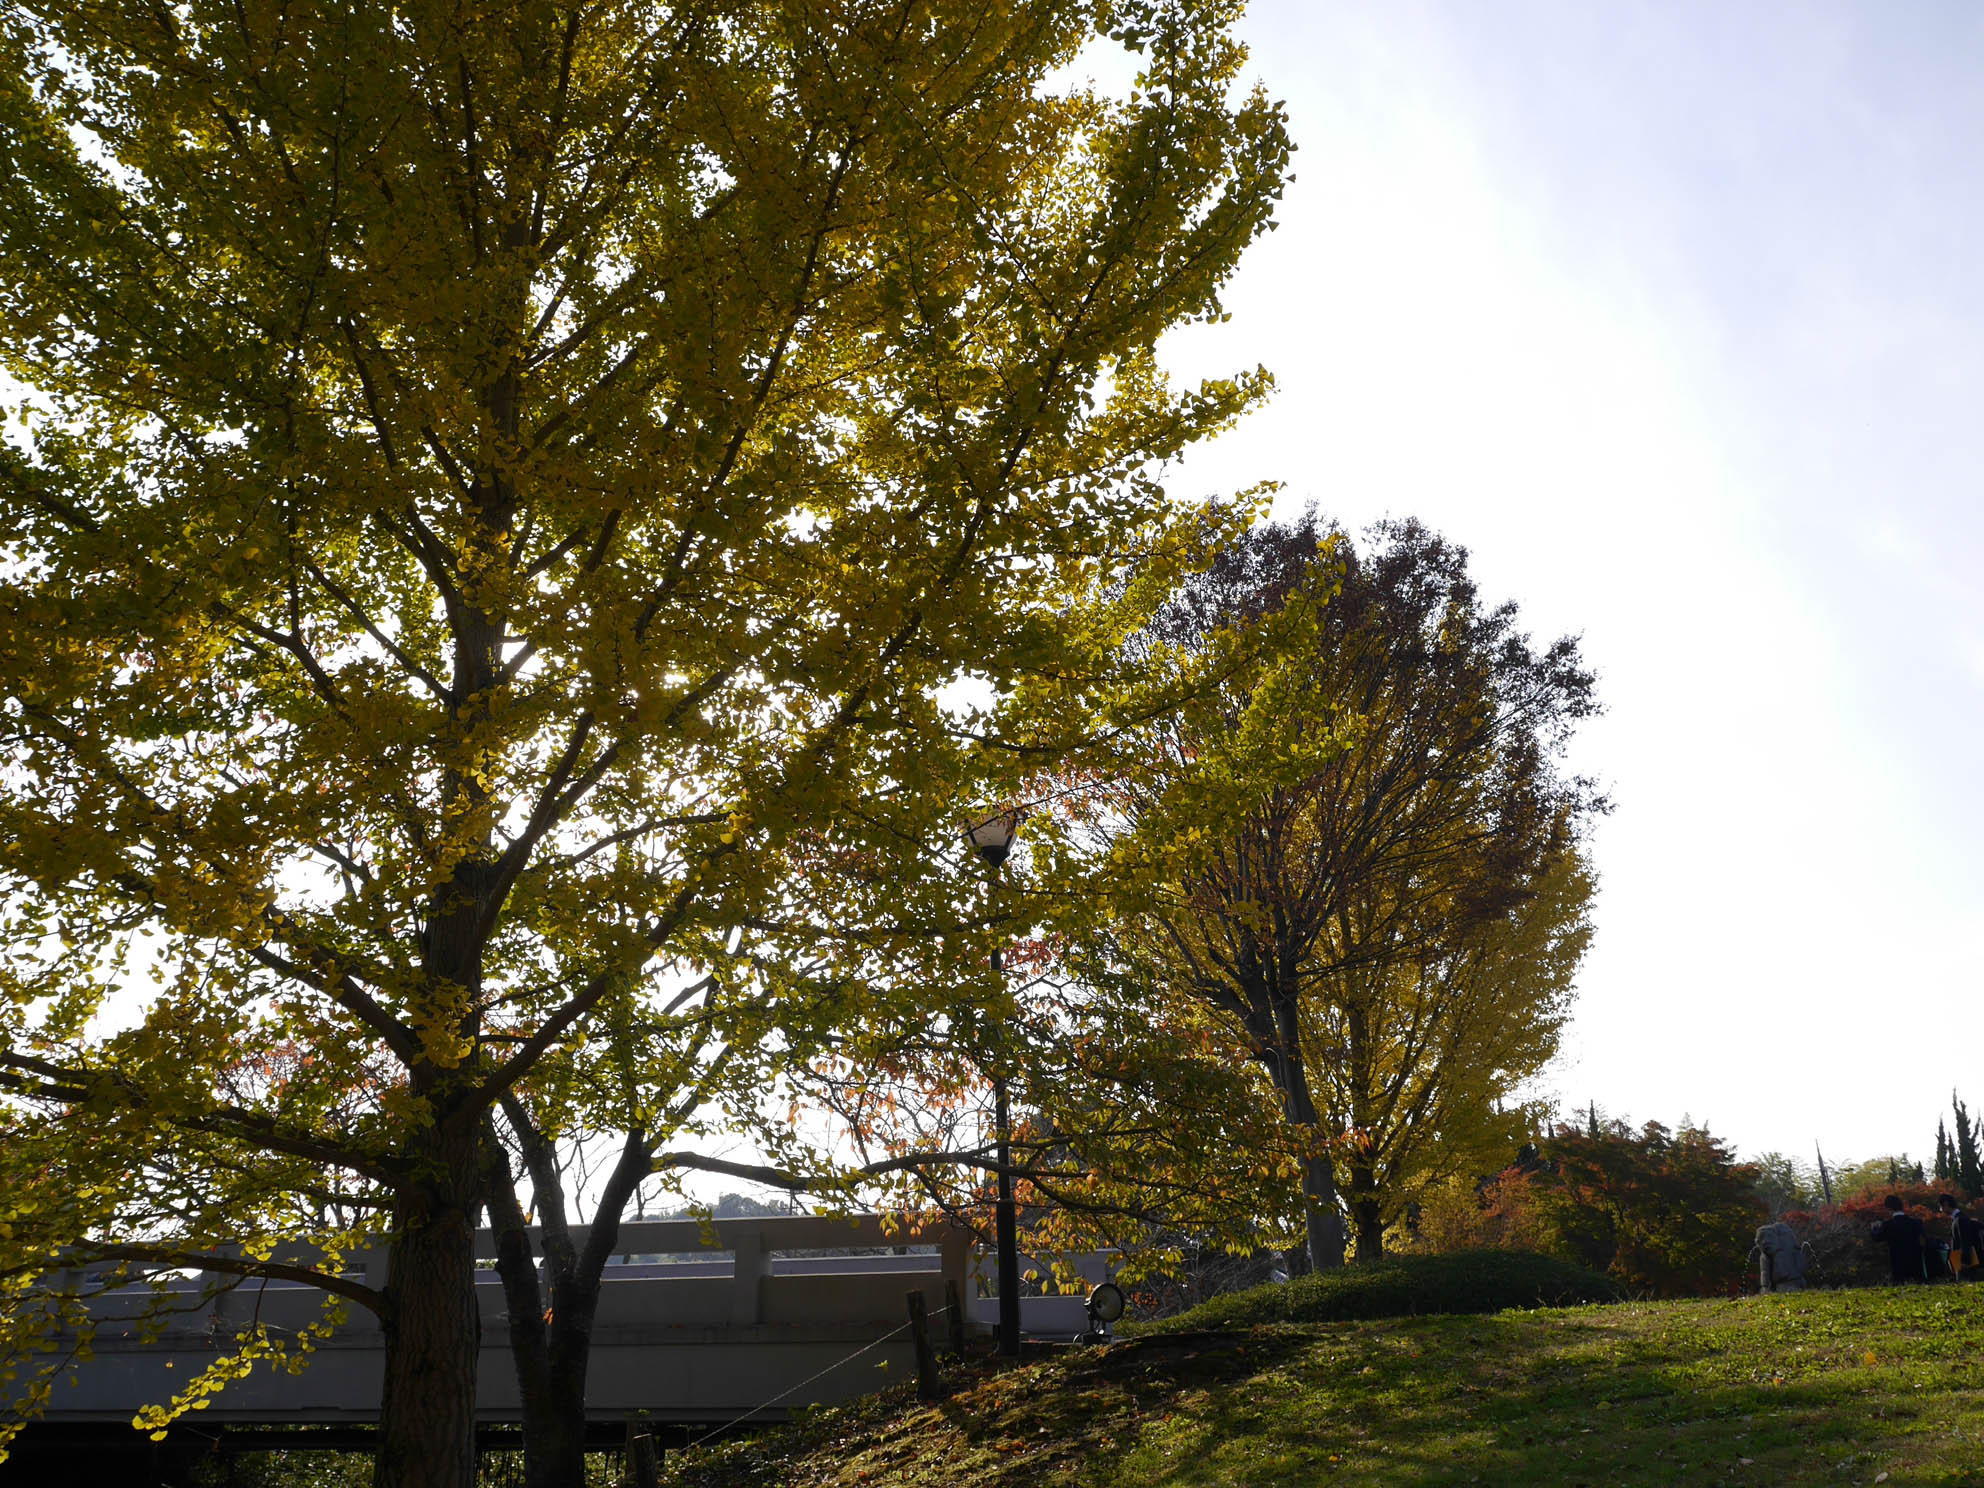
[
  {"x1": 1161, "y1": 0, "x2": 1984, "y2": 1168},
  {"x1": 16, "y1": 4, "x2": 1979, "y2": 1195}
]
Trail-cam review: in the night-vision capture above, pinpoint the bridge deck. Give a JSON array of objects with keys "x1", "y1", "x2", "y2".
[{"x1": 15, "y1": 1215, "x2": 1108, "y2": 1431}]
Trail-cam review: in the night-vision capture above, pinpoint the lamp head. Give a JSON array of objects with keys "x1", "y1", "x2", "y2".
[
  {"x1": 1086, "y1": 1281, "x2": 1126, "y2": 1326},
  {"x1": 964, "y1": 809, "x2": 1022, "y2": 867}
]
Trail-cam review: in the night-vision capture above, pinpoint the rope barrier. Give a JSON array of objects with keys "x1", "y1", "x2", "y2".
[{"x1": 681, "y1": 1303, "x2": 954, "y2": 1454}]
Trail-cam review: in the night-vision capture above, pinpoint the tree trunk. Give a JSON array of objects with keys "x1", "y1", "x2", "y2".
[
  {"x1": 488, "y1": 1198, "x2": 593, "y2": 1488},
  {"x1": 1349, "y1": 1166, "x2": 1385, "y2": 1262},
  {"x1": 375, "y1": 1185, "x2": 481, "y2": 1488},
  {"x1": 1344, "y1": 1003, "x2": 1384, "y2": 1263},
  {"x1": 518, "y1": 1362, "x2": 590, "y2": 1488},
  {"x1": 1298, "y1": 1150, "x2": 1346, "y2": 1271},
  {"x1": 515, "y1": 1268, "x2": 604, "y2": 1488},
  {"x1": 490, "y1": 1120, "x2": 648, "y2": 1488},
  {"x1": 1262, "y1": 996, "x2": 1345, "y2": 1272}
]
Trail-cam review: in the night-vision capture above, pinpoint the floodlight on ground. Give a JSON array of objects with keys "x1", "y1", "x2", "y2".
[{"x1": 1077, "y1": 1281, "x2": 1128, "y2": 1346}]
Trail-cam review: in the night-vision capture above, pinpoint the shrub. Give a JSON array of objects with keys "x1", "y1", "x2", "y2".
[
  {"x1": 1123, "y1": 1249, "x2": 1622, "y2": 1334},
  {"x1": 1412, "y1": 1170, "x2": 1559, "y2": 1256},
  {"x1": 1418, "y1": 1120, "x2": 1765, "y2": 1297}
]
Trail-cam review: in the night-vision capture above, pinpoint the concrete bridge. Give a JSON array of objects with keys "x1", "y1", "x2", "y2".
[{"x1": 4, "y1": 1212, "x2": 1112, "y2": 1478}]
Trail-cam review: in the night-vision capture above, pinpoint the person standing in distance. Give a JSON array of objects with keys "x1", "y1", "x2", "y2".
[
  {"x1": 1938, "y1": 1194, "x2": 1984, "y2": 1280},
  {"x1": 1871, "y1": 1195, "x2": 1928, "y2": 1283}
]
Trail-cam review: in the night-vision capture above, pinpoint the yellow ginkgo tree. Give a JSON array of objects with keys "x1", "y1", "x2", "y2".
[
  {"x1": 0, "y1": 1, "x2": 1289, "y2": 1483},
  {"x1": 1052, "y1": 516, "x2": 1602, "y2": 1273}
]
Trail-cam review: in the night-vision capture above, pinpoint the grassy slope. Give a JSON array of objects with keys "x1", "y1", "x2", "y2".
[
  {"x1": 1124, "y1": 1251, "x2": 1624, "y2": 1332},
  {"x1": 666, "y1": 1287, "x2": 1984, "y2": 1487}
]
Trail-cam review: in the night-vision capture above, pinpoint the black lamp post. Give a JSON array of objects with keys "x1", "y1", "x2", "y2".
[{"x1": 964, "y1": 810, "x2": 1022, "y2": 1358}]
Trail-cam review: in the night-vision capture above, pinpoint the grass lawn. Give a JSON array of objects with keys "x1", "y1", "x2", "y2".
[{"x1": 666, "y1": 1286, "x2": 1984, "y2": 1486}]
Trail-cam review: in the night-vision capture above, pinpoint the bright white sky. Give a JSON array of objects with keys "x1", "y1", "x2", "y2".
[
  {"x1": 1157, "y1": 0, "x2": 1984, "y2": 1170},
  {"x1": 19, "y1": 4, "x2": 1978, "y2": 1197}
]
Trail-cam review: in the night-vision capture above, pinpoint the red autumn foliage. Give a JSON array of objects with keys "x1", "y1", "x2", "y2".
[{"x1": 1780, "y1": 1182, "x2": 1954, "y2": 1288}]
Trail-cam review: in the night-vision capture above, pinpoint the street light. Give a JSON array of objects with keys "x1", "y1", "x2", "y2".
[
  {"x1": 964, "y1": 809, "x2": 1020, "y2": 868},
  {"x1": 963, "y1": 808, "x2": 1023, "y2": 1357}
]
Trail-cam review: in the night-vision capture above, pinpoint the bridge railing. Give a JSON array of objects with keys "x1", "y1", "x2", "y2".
[{"x1": 470, "y1": 1212, "x2": 973, "y2": 1333}]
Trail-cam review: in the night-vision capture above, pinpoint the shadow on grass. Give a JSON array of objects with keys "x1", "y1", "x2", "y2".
[
  {"x1": 908, "y1": 1333, "x2": 1312, "y2": 1481},
  {"x1": 669, "y1": 1291, "x2": 1984, "y2": 1487},
  {"x1": 1086, "y1": 1300, "x2": 1984, "y2": 1488}
]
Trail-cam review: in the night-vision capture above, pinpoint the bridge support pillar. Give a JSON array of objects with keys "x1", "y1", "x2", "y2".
[{"x1": 729, "y1": 1234, "x2": 767, "y2": 1327}]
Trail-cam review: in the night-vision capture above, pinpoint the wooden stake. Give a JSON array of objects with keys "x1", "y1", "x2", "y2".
[
  {"x1": 944, "y1": 1279, "x2": 967, "y2": 1354},
  {"x1": 906, "y1": 1289, "x2": 942, "y2": 1401},
  {"x1": 625, "y1": 1413, "x2": 659, "y2": 1488}
]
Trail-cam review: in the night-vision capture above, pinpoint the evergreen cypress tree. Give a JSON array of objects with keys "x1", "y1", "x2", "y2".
[
  {"x1": 1953, "y1": 1095, "x2": 1983, "y2": 1198},
  {"x1": 1936, "y1": 1119, "x2": 1954, "y2": 1183}
]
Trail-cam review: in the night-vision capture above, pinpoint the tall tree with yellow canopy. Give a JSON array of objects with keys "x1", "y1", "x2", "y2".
[{"x1": 0, "y1": 2, "x2": 1289, "y2": 1483}]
